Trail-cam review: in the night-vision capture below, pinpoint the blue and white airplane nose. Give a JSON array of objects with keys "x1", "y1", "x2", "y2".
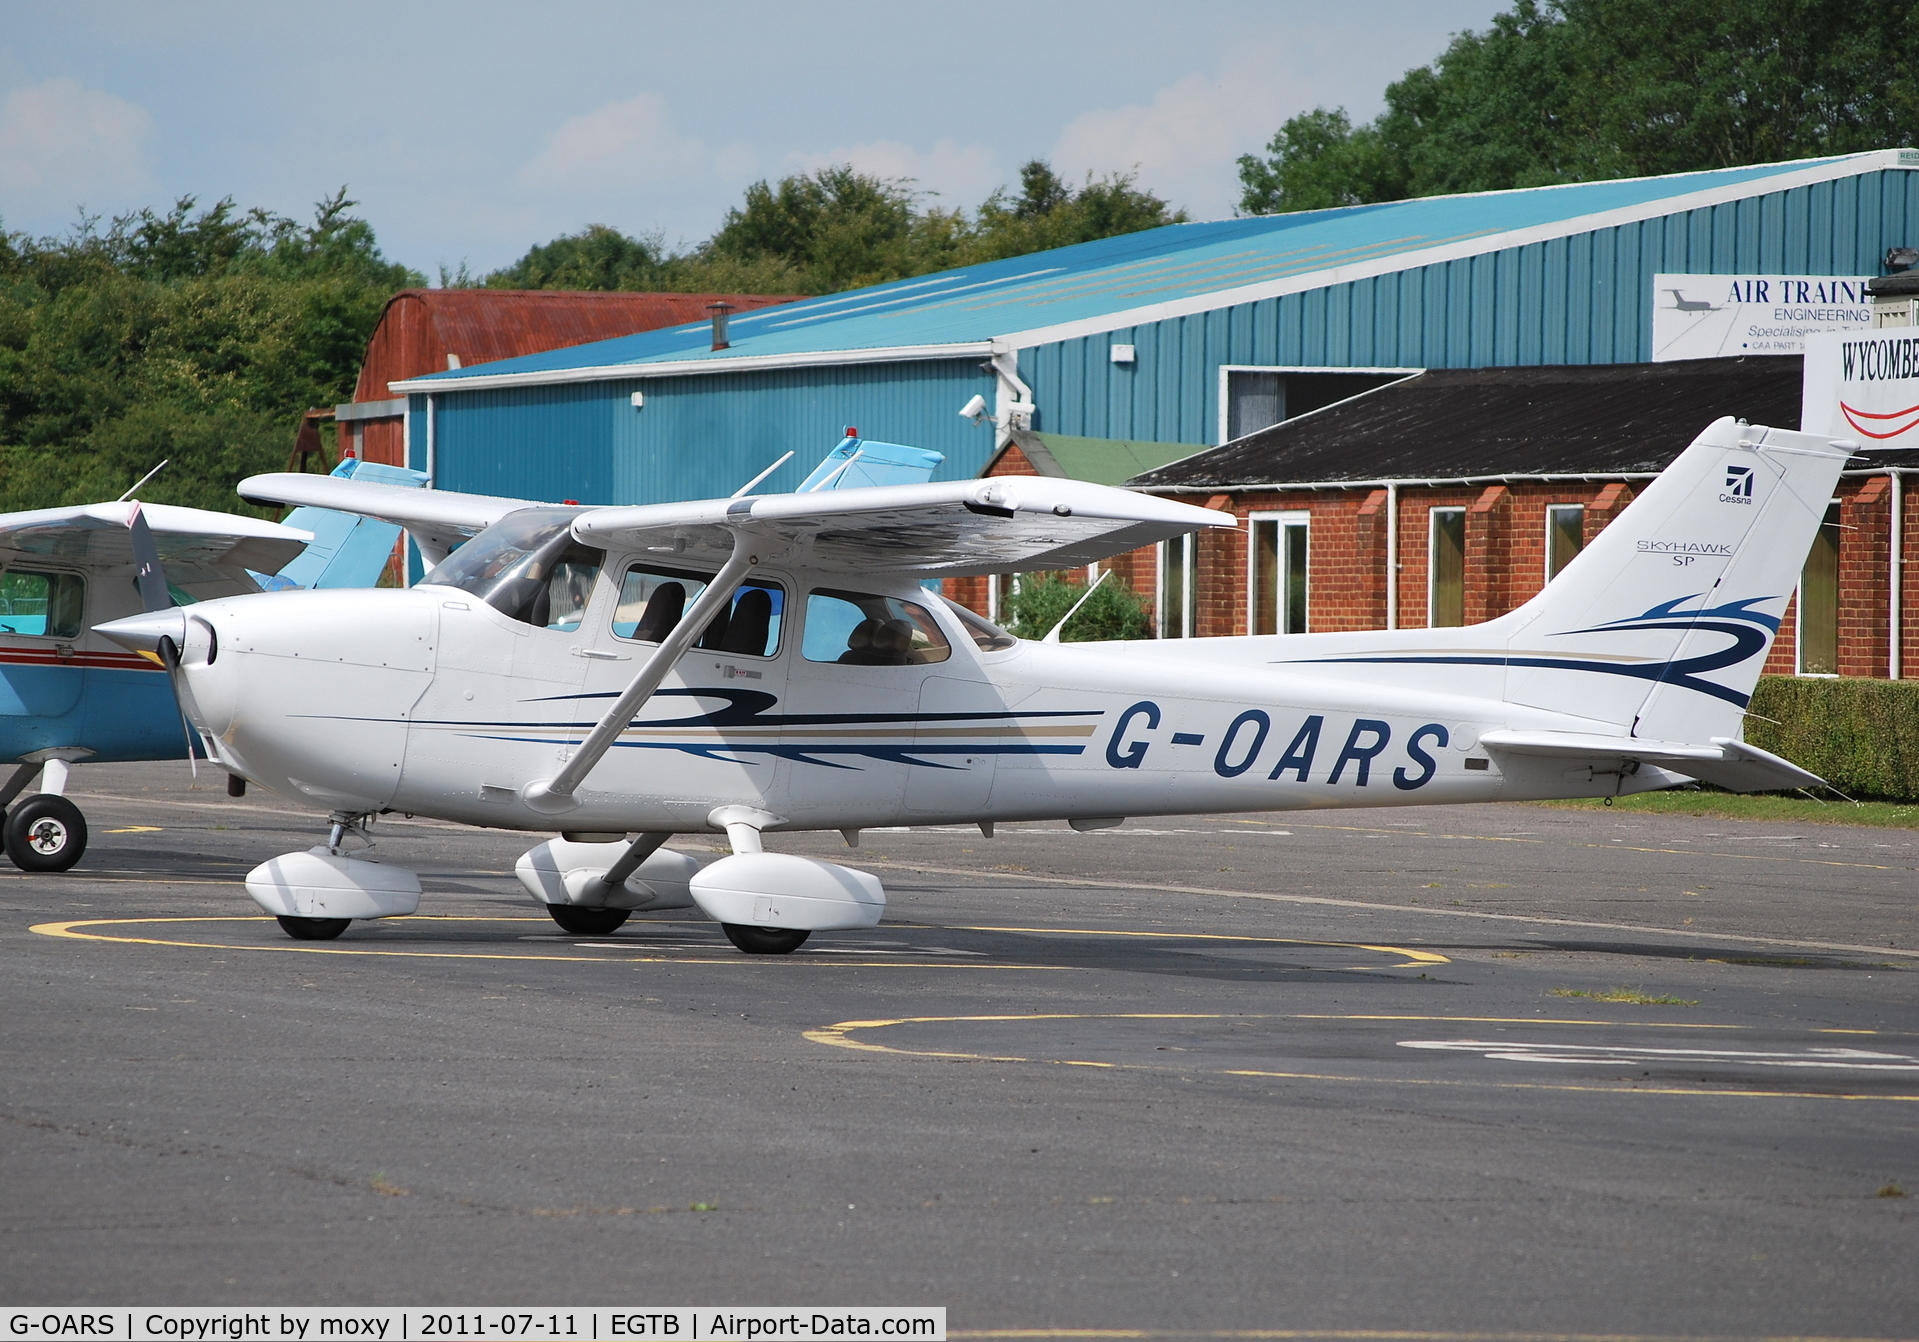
[{"x1": 94, "y1": 608, "x2": 189, "y2": 659}]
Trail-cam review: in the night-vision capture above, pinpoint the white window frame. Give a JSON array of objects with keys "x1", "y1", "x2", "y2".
[
  {"x1": 1544, "y1": 504, "x2": 1585, "y2": 584},
  {"x1": 1157, "y1": 535, "x2": 1196, "y2": 638},
  {"x1": 1428, "y1": 506, "x2": 1467, "y2": 628},
  {"x1": 1247, "y1": 510, "x2": 1310, "y2": 636},
  {"x1": 1215, "y1": 365, "x2": 1422, "y2": 445}
]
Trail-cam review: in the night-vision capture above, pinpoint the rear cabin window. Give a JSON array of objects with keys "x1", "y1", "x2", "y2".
[
  {"x1": 803, "y1": 589, "x2": 951, "y2": 665},
  {"x1": 0, "y1": 570, "x2": 83, "y2": 638},
  {"x1": 612, "y1": 563, "x2": 785, "y2": 658}
]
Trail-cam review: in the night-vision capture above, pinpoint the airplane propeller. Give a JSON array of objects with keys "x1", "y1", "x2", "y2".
[{"x1": 124, "y1": 503, "x2": 212, "y2": 771}]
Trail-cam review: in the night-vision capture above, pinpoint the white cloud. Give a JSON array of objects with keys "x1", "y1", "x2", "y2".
[
  {"x1": 0, "y1": 77, "x2": 155, "y2": 213},
  {"x1": 517, "y1": 91, "x2": 750, "y2": 190},
  {"x1": 1051, "y1": 38, "x2": 1307, "y2": 221},
  {"x1": 784, "y1": 138, "x2": 1003, "y2": 209}
]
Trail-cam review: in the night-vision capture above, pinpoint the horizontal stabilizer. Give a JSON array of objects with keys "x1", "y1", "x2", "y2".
[
  {"x1": 238, "y1": 472, "x2": 544, "y2": 563},
  {"x1": 572, "y1": 476, "x2": 1233, "y2": 578},
  {"x1": 1480, "y1": 729, "x2": 1824, "y2": 793}
]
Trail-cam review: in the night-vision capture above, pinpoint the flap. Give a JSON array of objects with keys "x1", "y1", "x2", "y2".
[{"x1": 571, "y1": 477, "x2": 1234, "y2": 578}]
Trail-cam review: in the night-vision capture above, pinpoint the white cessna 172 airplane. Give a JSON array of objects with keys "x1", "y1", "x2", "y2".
[{"x1": 99, "y1": 416, "x2": 1845, "y2": 952}]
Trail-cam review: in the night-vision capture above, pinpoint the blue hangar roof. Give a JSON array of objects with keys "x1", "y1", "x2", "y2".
[{"x1": 395, "y1": 150, "x2": 1914, "y2": 394}]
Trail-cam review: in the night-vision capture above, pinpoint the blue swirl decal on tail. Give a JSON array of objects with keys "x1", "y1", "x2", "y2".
[{"x1": 1289, "y1": 594, "x2": 1782, "y2": 708}]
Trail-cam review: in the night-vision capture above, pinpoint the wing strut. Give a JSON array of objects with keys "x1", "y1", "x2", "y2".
[{"x1": 521, "y1": 536, "x2": 754, "y2": 814}]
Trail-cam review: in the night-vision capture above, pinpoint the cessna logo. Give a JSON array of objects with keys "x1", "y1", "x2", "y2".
[{"x1": 1720, "y1": 464, "x2": 1754, "y2": 504}]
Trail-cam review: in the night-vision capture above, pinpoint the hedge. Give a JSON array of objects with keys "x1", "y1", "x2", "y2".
[{"x1": 1744, "y1": 675, "x2": 1919, "y2": 801}]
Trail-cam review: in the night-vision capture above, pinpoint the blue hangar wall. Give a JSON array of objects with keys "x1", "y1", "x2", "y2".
[
  {"x1": 409, "y1": 166, "x2": 1919, "y2": 502},
  {"x1": 408, "y1": 358, "x2": 999, "y2": 505},
  {"x1": 1029, "y1": 167, "x2": 1919, "y2": 447}
]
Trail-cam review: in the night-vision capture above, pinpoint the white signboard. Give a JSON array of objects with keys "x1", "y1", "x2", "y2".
[
  {"x1": 1652, "y1": 273, "x2": 1871, "y2": 361},
  {"x1": 1803, "y1": 328, "x2": 1919, "y2": 445}
]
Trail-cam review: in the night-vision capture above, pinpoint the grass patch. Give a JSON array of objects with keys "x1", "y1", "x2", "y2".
[
  {"x1": 1878, "y1": 1183, "x2": 1907, "y2": 1198},
  {"x1": 1550, "y1": 986, "x2": 1700, "y2": 1006},
  {"x1": 1533, "y1": 790, "x2": 1919, "y2": 828}
]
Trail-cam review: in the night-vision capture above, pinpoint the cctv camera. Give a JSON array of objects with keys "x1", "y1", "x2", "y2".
[{"x1": 958, "y1": 394, "x2": 989, "y2": 423}]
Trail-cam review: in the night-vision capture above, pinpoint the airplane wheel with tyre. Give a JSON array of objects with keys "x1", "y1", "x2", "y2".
[
  {"x1": 721, "y1": 923, "x2": 810, "y2": 955},
  {"x1": 3, "y1": 794, "x2": 87, "y2": 872},
  {"x1": 545, "y1": 904, "x2": 630, "y2": 935},
  {"x1": 276, "y1": 916, "x2": 351, "y2": 940}
]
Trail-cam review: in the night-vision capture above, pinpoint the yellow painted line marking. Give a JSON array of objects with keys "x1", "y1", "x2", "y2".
[
  {"x1": 102, "y1": 826, "x2": 164, "y2": 833},
  {"x1": 951, "y1": 923, "x2": 1448, "y2": 967},
  {"x1": 805, "y1": 1013, "x2": 1919, "y2": 1102},
  {"x1": 26, "y1": 916, "x2": 1056, "y2": 969}
]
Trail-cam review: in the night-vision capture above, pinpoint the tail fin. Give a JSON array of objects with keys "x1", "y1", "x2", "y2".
[{"x1": 1498, "y1": 417, "x2": 1852, "y2": 742}]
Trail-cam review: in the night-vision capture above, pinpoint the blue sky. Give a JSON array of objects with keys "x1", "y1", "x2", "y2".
[{"x1": 0, "y1": 1, "x2": 1506, "y2": 278}]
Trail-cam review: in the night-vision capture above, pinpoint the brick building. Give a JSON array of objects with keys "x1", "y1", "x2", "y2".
[{"x1": 955, "y1": 358, "x2": 1907, "y2": 680}]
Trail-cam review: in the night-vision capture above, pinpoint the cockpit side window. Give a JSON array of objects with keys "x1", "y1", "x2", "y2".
[
  {"x1": 611, "y1": 563, "x2": 785, "y2": 657},
  {"x1": 802, "y1": 588, "x2": 951, "y2": 665},
  {"x1": 0, "y1": 569, "x2": 84, "y2": 638},
  {"x1": 421, "y1": 508, "x2": 605, "y2": 630}
]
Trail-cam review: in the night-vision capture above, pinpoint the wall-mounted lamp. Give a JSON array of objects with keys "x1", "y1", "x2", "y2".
[
  {"x1": 1887, "y1": 247, "x2": 1919, "y2": 274},
  {"x1": 630, "y1": 390, "x2": 645, "y2": 409},
  {"x1": 706, "y1": 300, "x2": 736, "y2": 350},
  {"x1": 1109, "y1": 343, "x2": 1136, "y2": 364}
]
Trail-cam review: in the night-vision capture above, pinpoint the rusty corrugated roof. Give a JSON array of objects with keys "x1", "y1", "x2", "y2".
[{"x1": 352, "y1": 289, "x2": 799, "y2": 401}]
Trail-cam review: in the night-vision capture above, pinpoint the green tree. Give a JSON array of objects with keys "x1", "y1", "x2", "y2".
[
  {"x1": 997, "y1": 571, "x2": 1151, "y2": 642},
  {"x1": 490, "y1": 159, "x2": 1186, "y2": 298},
  {"x1": 0, "y1": 191, "x2": 419, "y2": 515},
  {"x1": 483, "y1": 223, "x2": 666, "y2": 291},
  {"x1": 1238, "y1": 0, "x2": 1919, "y2": 214}
]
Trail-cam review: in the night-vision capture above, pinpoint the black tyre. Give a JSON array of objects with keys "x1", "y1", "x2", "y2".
[
  {"x1": 546, "y1": 904, "x2": 630, "y2": 935},
  {"x1": 721, "y1": 923, "x2": 810, "y2": 955},
  {"x1": 3, "y1": 794, "x2": 87, "y2": 872},
  {"x1": 276, "y1": 916, "x2": 350, "y2": 940}
]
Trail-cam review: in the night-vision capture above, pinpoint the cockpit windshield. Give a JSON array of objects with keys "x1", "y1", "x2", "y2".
[
  {"x1": 940, "y1": 596, "x2": 1018, "y2": 651},
  {"x1": 422, "y1": 508, "x2": 605, "y2": 630}
]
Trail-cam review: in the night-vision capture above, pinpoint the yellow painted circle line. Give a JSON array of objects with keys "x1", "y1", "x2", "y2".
[
  {"x1": 953, "y1": 923, "x2": 1450, "y2": 967},
  {"x1": 804, "y1": 1013, "x2": 1919, "y2": 1102},
  {"x1": 28, "y1": 917, "x2": 1442, "y2": 973},
  {"x1": 25, "y1": 915, "x2": 1063, "y2": 968}
]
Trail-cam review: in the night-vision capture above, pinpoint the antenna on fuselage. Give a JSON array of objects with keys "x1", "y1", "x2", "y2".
[
  {"x1": 117, "y1": 459, "x2": 169, "y2": 503},
  {"x1": 729, "y1": 451, "x2": 796, "y2": 499}
]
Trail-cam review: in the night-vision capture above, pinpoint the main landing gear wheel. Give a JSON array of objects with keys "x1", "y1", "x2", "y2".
[
  {"x1": 3, "y1": 794, "x2": 87, "y2": 872},
  {"x1": 721, "y1": 923, "x2": 810, "y2": 955},
  {"x1": 546, "y1": 904, "x2": 630, "y2": 935},
  {"x1": 276, "y1": 916, "x2": 351, "y2": 940}
]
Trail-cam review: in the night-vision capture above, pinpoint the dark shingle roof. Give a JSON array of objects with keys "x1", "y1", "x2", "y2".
[{"x1": 1127, "y1": 357, "x2": 1804, "y2": 489}]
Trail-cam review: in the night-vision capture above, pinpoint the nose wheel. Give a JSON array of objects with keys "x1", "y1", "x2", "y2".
[{"x1": 3, "y1": 794, "x2": 88, "y2": 872}]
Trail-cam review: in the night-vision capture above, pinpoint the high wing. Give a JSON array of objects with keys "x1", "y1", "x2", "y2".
[
  {"x1": 571, "y1": 477, "x2": 1235, "y2": 577},
  {"x1": 1478, "y1": 730, "x2": 1823, "y2": 794},
  {"x1": 0, "y1": 501, "x2": 312, "y2": 600},
  {"x1": 238, "y1": 472, "x2": 541, "y2": 566}
]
